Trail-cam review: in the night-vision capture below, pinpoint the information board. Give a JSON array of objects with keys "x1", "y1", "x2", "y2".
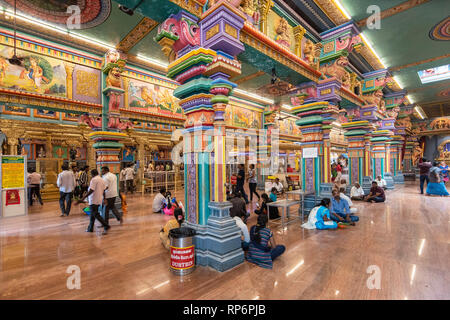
[
  {"x1": 2, "y1": 156, "x2": 25, "y2": 189},
  {"x1": 302, "y1": 147, "x2": 318, "y2": 158},
  {"x1": 1, "y1": 155, "x2": 27, "y2": 218}
]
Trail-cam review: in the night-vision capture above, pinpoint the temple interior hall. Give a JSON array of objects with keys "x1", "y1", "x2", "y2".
[{"x1": 0, "y1": 0, "x2": 449, "y2": 301}]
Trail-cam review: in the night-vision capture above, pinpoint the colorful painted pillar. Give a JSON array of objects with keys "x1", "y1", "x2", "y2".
[
  {"x1": 156, "y1": 3, "x2": 246, "y2": 271},
  {"x1": 403, "y1": 136, "x2": 415, "y2": 174},
  {"x1": 370, "y1": 130, "x2": 391, "y2": 180},
  {"x1": 341, "y1": 120, "x2": 373, "y2": 185},
  {"x1": 292, "y1": 101, "x2": 339, "y2": 195},
  {"x1": 81, "y1": 50, "x2": 132, "y2": 176}
]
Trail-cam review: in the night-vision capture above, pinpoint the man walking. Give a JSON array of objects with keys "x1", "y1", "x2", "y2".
[
  {"x1": 119, "y1": 166, "x2": 126, "y2": 193},
  {"x1": 418, "y1": 158, "x2": 432, "y2": 194},
  {"x1": 236, "y1": 164, "x2": 249, "y2": 204},
  {"x1": 57, "y1": 164, "x2": 76, "y2": 217},
  {"x1": 124, "y1": 164, "x2": 135, "y2": 194},
  {"x1": 77, "y1": 169, "x2": 110, "y2": 235},
  {"x1": 101, "y1": 166, "x2": 123, "y2": 225},
  {"x1": 27, "y1": 168, "x2": 43, "y2": 206},
  {"x1": 79, "y1": 166, "x2": 89, "y2": 198}
]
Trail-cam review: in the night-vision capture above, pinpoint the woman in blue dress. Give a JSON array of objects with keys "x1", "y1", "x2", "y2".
[
  {"x1": 301, "y1": 198, "x2": 338, "y2": 230},
  {"x1": 246, "y1": 214, "x2": 285, "y2": 269},
  {"x1": 426, "y1": 161, "x2": 450, "y2": 196},
  {"x1": 439, "y1": 161, "x2": 449, "y2": 185}
]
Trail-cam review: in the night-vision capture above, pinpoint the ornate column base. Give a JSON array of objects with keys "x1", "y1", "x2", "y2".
[
  {"x1": 184, "y1": 201, "x2": 244, "y2": 272},
  {"x1": 362, "y1": 176, "x2": 373, "y2": 194},
  {"x1": 393, "y1": 172, "x2": 405, "y2": 184},
  {"x1": 383, "y1": 173, "x2": 395, "y2": 189},
  {"x1": 88, "y1": 131, "x2": 127, "y2": 173}
]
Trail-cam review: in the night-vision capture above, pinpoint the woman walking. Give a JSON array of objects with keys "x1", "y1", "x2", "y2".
[{"x1": 248, "y1": 164, "x2": 260, "y2": 202}]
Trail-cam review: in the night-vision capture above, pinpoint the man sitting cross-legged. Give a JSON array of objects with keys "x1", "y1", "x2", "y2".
[
  {"x1": 330, "y1": 189, "x2": 359, "y2": 226},
  {"x1": 350, "y1": 182, "x2": 365, "y2": 201},
  {"x1": 365, "y1": 181, "x2": 386, "y2": 203}
]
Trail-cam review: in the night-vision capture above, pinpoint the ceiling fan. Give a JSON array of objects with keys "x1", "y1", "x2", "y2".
[
  {"x1": 8, "y1": 0, "x2": 24, "y2": 66},
  {"x1": 257, "y1": 68, "x2": 297, "y2": 97}
]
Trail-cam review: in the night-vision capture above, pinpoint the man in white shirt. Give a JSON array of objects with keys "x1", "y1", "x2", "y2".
[
  {"x1": 376, "y1": 175, "x2": 387, "y2": 189},
  {"x1": 119, "y1": 167, "x2": 126, "y2": 193},
  {"x1": 124, "y1": 164, "x2": 135, "y2": 194},
  {"x1": 339, "y1": 187, "x2": 357, "y2": 214},
  {"x1": 271, "y1": 178, "x2": 284, "y2": 194},
  {"x1": 152, "y1": 187, "x2": 166, "y2": 214},
  {"x1": 57, "y1": 164, "x2": 76, "y2": 216},
  {"x1": 77, "y1": 169, "x2": 110, "y2": 234},
  {"x1": 101, "y1": 166, "x2": 123, "y2": 225},
  {"x1": 27, "y1": 168, "x2": 43, "y2": 206},
  {"x1": 232, "y1": 211, "x2": 250, "y2": 251},
  {"x1": 350, "y1": 182, "x2": 365, "y2": 201}
]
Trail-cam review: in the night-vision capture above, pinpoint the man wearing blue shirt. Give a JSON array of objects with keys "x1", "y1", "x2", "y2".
[{"x1": 330, "y1": 189, "x2": 359, "y2": 225}]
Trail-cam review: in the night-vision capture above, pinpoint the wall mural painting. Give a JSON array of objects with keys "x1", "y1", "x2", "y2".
[
  {"x1": 20, "y1": 143, "x2": 31, "y2": 160},
  {"x1": 122, "y1": 146, "x2": 136, "y2": 162},
  {"x1": 75, "y1": 147, "x2": 86, "y2": 160},
  {"x1": 277, "y1": 118, "x2": 300, "y2": 136},
  {"x1": 53, "y1": 146, "x2": 68, "y2": 159},
  {"x1": 232, "y1": 105, "x2": 262, "y2": 129},
  {"x1": 36, "y1": 144, "x2": 46, "y2": 158},
  {"x1": 63, "y1": 112, "x2": 80, "y2": 122},
  {"x1": 34, "y1": 109, "x2": 59, "y2": 119},
  {"x1": 127, "y1": 78, "x2": 182, "y2": 117},
  {"x1": 0, "y1": 44, "x2": 67, "y2": 97},
  {"x1": 1, "y1": 104, "x2": 30, "y2": 116},
  {"x1": 73, "y1": 65, "x2": 101, "y2": 104}
]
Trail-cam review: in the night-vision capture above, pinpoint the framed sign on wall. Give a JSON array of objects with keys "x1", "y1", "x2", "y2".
[{"x1": 0, "y1": 155, "x2": 28, "y2": 218}]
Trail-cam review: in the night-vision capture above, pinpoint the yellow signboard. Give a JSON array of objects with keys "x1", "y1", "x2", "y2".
[{"x1": 2, "y1": 156, "x2": 25, "y2": 189}]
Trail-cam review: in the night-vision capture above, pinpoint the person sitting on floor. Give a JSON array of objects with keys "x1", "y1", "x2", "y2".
[
  {"x1": 246, "y1": 214, "x2": 285, "y2": 269},
  {"x1": 255, "y1": 193, "x2": 280, "y2": 219},
  {"x1": 426, "y1": 161, "x2": 450, "y2": 196},
  {"x1": 365, "y1": 181, "x2": 386, "y2": 203},
  {"x1": 232, "y1": 210, "x2": 250, "y2": 251},
  {"x1": 159, "y1": 208, "x2": 184, "y2": 250},
  {"x1": 339, "y1": 187, "x2": 357, "y2": 214},
  {"x1": 330, "y1": 189, "x2": 359, "y2": 225},
  {"x1": 269, "y1": 187, "x2": 278, "y2": 202},
  {"x1": 375, "y1": 175, "x2": 387, "y2": 189},
  {"x1": 340, "y1": 179, "x2": 348, "y2": 190},
  {"x1": 350, "y1": 182, "x2": 365, "y2": 201},
  {"x1": 301, "y1": 198, "x2": 337, "y2": 230},
  {"x1": 152, "y1": 187, "x2": 166, "y2": 214},
  {"x1": 271, "y1": 178, "x2": 284, "y2": 194},
  {"x1": 229, "y1": 190, "x2": 249, "y2": 223}
]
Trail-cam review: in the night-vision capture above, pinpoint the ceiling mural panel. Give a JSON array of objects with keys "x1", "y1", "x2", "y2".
[
  {"x1": 429, "y1": 16, "x2": 450, "y2": 41},
  {"x1": 0, "y1": 0, "x2": 112, "y2": 29}
]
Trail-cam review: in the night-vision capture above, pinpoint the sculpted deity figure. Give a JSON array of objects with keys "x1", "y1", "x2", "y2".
[{"x1": 275, "y1": 18, "x2": 291, "y2": 48}]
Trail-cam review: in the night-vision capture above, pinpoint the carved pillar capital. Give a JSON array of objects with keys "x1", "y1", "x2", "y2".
[
  {"x1": 293, "y1": 25, "x2": 306, "y2": 58},
  {"x1": 259, "y1": 0, "x2": 274, "y2": 35}
]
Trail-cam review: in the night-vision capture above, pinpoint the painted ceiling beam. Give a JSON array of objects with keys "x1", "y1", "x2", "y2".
[
  {"x1": 389, "y1": 53, "x2": 450, "y2": 72},
  {"x1": 116, "y1": 17, "x2": 159, "y2": 53},
  {"x1": 356, "y1": 0, "x2": 431, "y2": 28}
]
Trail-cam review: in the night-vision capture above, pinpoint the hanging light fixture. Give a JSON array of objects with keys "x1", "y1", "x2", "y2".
[{"x1": 8, "y1": 0, "x2": 24, "y2": 66}]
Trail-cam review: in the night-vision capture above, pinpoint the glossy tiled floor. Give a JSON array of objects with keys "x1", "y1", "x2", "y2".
[{"x1": 0, "y1": 182, "x2": 448, "y2": 300}]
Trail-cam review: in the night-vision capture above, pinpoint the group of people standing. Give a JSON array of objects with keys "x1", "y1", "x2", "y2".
[
  {"x1": 53, "y1": 164, "x2": 125, "y2": 235},
  {"x1": 418, "y1": 158, "x2": 449, "y2": 196}
]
